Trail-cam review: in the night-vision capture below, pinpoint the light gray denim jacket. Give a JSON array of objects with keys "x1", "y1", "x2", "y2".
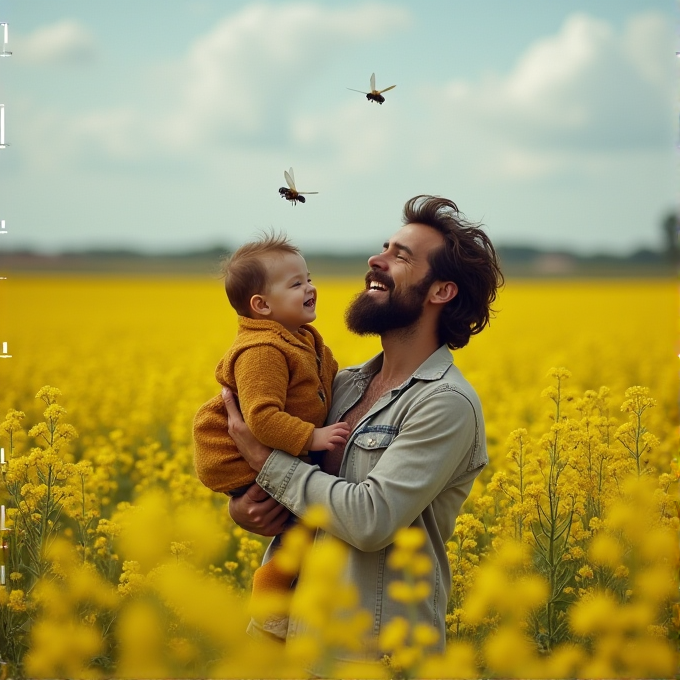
[{"x1": 256, "y1": 344, "x2": 488, "y2": 662}]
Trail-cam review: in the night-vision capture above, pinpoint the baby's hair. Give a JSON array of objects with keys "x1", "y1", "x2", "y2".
[{"x1": 221, "y1": 232, "x2": 301, "y2": 317}]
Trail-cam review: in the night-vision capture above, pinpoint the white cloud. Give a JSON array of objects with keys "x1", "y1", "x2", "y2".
[
  {"x1": 17, "y1": 19, "x2": 98, "y2": 65},
  {"x1": 73, "y1": 109, "x2": 143, "y2": 161},
  {"x1": 9, "y1": 7, "x2": 674, "y2": 256},
  {"x1": 16, "y1": 2, "x2": 410, "y2": 169},
  {"x1": 291, "y1": 100, "x2": 401, "y2": 173},
  {"x1": 436, "y1": 11, "x2": 674, "y2": 156},
  {"x1": 623, "y1": 12, "x2": 675, "y2": 90},
  {"x1": 264, "y1": 10, "x2": 676, "y2": 191},
  {"x1": 156, "y1": 2, "x2": 410, "y2": 149},
  {"x1": 13, "y1": 2, "x2": 410, "y2": 168}
]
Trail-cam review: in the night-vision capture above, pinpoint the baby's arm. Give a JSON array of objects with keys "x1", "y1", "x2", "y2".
[
  {"x1": 233, "y1": 346, "x2": 347, "y2": 455},
  {"x1": 307, "y1": 423, "x2": 351, "y2": 452}
]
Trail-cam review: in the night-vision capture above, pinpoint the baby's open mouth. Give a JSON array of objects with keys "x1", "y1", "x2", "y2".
[{"x1": 304, "y1": 298, "x2": 315, "y2": 307}]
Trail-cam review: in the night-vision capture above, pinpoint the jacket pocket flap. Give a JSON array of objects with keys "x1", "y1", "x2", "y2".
[{"x1": 354, "y1": 430, "x2": 396, "y2": 450}]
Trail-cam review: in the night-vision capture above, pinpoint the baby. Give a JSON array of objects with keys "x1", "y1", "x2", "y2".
[{"x1": 193, "y1": 232, "x2": 349, "y2": 636}]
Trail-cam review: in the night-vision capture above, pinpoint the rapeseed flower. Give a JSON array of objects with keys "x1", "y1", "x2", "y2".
[{"x1": 1, "y1": 278, "x2": 677, "y2": 678}]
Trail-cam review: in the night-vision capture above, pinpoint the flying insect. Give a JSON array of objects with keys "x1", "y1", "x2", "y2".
[
  {"x1": 347, "y1": 72, "x2": 396, "y2": 105},
  {"x1": 278, "y1": 167, "x2": 318, "y2": 206}
]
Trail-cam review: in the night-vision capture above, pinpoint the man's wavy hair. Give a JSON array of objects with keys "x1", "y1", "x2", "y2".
[{"x1": 403, "y1": 195, "x2": 504, "y2": 350}]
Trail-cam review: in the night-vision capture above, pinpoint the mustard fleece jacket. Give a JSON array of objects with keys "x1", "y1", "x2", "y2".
[{"x1": 193, "y1": 316, "x2": 338, "y2": 494}]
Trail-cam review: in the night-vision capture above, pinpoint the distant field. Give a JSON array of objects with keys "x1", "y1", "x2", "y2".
[
  {"x1": 1, "y1": 276, "x2": 675, "y2": 463},
  {"x1": 0, "y1": 276, "x2": 676, "y2": 678},
  {"x1": 0, "y1": 252, "x2": 675, "y2": 278}
]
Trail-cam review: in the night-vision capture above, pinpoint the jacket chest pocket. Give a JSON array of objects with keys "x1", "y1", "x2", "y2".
[{"x1": 349, "y1": 427, "x2": 397, "y2": 480}]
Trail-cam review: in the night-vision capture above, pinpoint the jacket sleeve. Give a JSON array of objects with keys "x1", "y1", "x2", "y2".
[
  {"x1": 255, "y1": 387, "x2": 485, "y2": 551},
  {"x1": 322, "y1": 346, "x2": 339, "y2": 407},
  {"x1": 233, "y1": 345, "x2": 315, "y2": 456},
  {"x1": 326, "y1": 346, "x2": 339, "y2": 378}
]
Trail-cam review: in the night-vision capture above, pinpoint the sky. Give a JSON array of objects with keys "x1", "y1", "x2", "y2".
[{"x1": 0, "y1": 0, "x2": 677, "y2": 256}]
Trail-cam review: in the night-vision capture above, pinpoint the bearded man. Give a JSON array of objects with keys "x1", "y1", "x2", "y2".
[{"x1": 223, "y1": 194, "x2": 504, "y2": 668}]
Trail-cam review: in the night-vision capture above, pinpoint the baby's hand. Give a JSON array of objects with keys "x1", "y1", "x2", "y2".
[{"x1": 310, "y1": 422, "x2": 350, "y2": 452}]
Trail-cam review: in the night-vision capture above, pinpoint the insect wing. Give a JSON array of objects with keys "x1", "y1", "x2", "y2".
[
  {"x1": 378, "y1": 84, "x2": 396, "y2": 94},
  {"x1": 347, "y1": 88, "x2": 369, "y2": 94},
  {"x1": 370, "y1": 72, "x2": 376, "y2": 92},
  {"x1": 284, "y1": 168, "x2": 296, "y2": 191},
  {"x1": 297, "y1": 191, "x2": 319, "y2": 195}
]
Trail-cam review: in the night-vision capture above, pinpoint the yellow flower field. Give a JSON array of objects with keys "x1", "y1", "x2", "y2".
[{"x1": 0, "y1": 276, "x2": 678, "y2": 678}]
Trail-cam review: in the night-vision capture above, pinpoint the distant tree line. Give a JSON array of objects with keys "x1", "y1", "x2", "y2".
[
  {"x1": 1, "y1": 213, "x2": 677, "y2": 274},
  {"x1": 662, "y1": 212, "x2": 679, "y2": 265}
]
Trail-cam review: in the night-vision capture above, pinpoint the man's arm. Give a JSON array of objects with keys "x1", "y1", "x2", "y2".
[{"x1": 223, "y1": 386, "x2": 483, "y2": 552}]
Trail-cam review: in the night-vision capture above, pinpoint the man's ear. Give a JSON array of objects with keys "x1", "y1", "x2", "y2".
[
  {"x1": 429, "y1": 281, "x2": 458, "y2": 305},
  {"x1": 250, "y1": 294, "x2": 271, "y2": 316}
]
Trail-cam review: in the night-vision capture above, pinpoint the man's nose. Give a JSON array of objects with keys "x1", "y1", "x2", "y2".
[{"x1": 368, "y1": 252, "x2": 387, "y2": 270}]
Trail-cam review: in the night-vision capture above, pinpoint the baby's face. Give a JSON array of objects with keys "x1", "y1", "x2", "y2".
[{"x1": 258, "y1": 252, "x2": 317, "y2": 333}]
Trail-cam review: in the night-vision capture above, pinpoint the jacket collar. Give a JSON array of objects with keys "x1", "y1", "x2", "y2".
[{"x1": 349, "y1": 344, "x2": 453, "y2": 382}]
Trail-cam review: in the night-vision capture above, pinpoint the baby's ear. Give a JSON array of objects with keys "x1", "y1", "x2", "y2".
[{"x1": 250, "y1": 294, "x2": 271, "y2": 316}]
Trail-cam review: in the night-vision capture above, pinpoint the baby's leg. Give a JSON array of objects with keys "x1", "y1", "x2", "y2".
[
  {"x1": 250, "y1": 533, "x2": 297, "y2": 640},
  {"x1": 252, "y1": 555, "x2": 296, "y2": 595}
]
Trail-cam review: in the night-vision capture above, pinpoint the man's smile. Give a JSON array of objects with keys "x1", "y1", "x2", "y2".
[{"x1": 365, "y1": 271, "x2": 394, "y2": 294}]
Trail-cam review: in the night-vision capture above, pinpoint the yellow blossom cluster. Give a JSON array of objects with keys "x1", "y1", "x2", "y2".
[
  {"x1": 380, "y1": 528, "x2": 440, "y2": 677},
  {"x1": 0, "y1": 276, "x2": 676, "y2": 678},
  {"x1": 458, "y1": 367, "x2": 678, "y2": 676}
]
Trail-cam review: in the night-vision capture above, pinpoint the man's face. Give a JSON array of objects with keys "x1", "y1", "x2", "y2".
[{"x1": 345, "y1": 223, "x2": 445, "y2": 336}]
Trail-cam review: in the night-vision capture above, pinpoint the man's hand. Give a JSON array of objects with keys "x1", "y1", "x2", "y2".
[
  {"x1": 229, "y1": 483, "x2": 291, "y2": 536},
  {"x1": 221, "y1": 387, "x2": 273, "y2": 472}
]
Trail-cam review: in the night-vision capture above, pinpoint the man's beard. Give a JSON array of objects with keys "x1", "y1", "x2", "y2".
[{"x1": 345, "y1": 272, "x2": 432, "y2": 337}]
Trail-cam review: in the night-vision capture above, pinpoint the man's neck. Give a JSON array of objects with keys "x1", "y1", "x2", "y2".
[{"x1": 378, "y1": 326, "x2": 441, "y2": 385}]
